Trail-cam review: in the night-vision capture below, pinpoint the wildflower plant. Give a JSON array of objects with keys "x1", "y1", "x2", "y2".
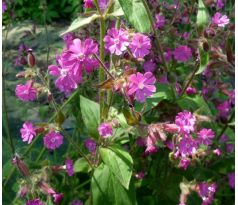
[{"x1": 2, "y1": 0, "x2": 234, "y2": 204}]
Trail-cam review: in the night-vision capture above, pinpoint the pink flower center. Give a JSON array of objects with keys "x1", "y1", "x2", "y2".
[{"x1": 60, "y1": 69, "x2": 68, "y2": 77}]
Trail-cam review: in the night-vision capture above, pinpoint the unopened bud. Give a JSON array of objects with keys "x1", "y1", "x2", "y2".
[
  {"x1": 12, "y1": 155, "x2": 30, "y2": 177},
  {"x1": 27, "y1": 49, "x2": 36, "y2": 67},
  {"x1": 202, "y1": 41, "x2": 210, "y2": 52}
]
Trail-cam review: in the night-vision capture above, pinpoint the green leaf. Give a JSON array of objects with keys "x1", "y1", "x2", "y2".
[
  {"x1": 107, "y1": 0, "x2": 124, "y2": 17},
  {"x1": 195, "y1": 47, "x2": 209, "y2": 75},
  {"x1": 91, "y1": 163, "x2": 136, "y2": 205},
  {"x1": 196, "y1": 0, "x2": 209, "y2": 30},
  {"x1": 118, "y1": 0, "x2": 151, "y2": 33},
  {"x1": 60, "y1": 13, "x2": 100, "y2": 36},
  {"x1": 73, "y1": 158, "x2": 91, "y2": 173},
  {"x1": 177, "y1": 94, "x2": 212, "y2": 115},
  {"x1": 80, "y1": 95, "x2": 100, "y2": 139},
  {"x1": 99, "y1": 145, "x2": 133, "y2": 189}
]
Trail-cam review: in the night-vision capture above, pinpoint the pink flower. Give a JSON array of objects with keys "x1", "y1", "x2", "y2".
[
  {"x1": 128, "y1": 72, "x2": 156, "y2": 103},
  {"x1": 143, "y1": 60, "x2": 156, "y2": 72},
  {"x1": 2, "y1": 1, "x2": 7, "y2": 13},
  {"x1": 219, "y1": 134, "x2": 228, "y2": 143},
  {"x1": 178, "y1": 158, "x2": 191, "y2": 170},
  {"x1": 135, "y1": 171, "x2": 145, "y2": 179},
  {"x1": 175, "y1": 111, "x2": 196, "y2": 134},
  {"x1": 104, "y1": 28, "x2": 129, "y2": 55},
  {"x1": 228, "y1": 172, "x2": 235, "y2": 189},
  {"x1": 20, "y1": 122, "x2": 36, "y2": 144},
  {"x1": 174, "y1": 45, "x2": 192, "y2": 62},
  {"x1": 84, "y1": 139, "x2": 97, "y2": 152},
  {"x1": 49, "y1": 55, "x2": 82, "y2": 95},
  {"x1": 15, "y1": 81, "x2": 37, "y2": 101},
  {"x1": 155, "y1": 14, "x2": 165, "y2": 29},
  {"x1": 213, "y1": 149, "x2": 222, "y2": 156},
  {"x1": 62, "y1": 38, "x2": 98, "y2": 74},
  {"x1": 197, "y1": 128, "x2": 215, "y2": 146},
  {"x1": 145, "y1": 134, "x2": 158, "y2": 155},
  {"x1": 98, "y1": 123, "x2": 113, "y2": 138},
  {"x1": 129, "y1": 33, "x2": 151, "y2": 58},
  {"x1": 164, "y1": 49, "x2": 173, "y2": 61},
  {"x1": 62, "y1": 33, "x2": 75, "y2": 48},
  {"x1": 186, "y1": 86, "x2": 197, "y2": 95},
  {"x1": 212, "y1": 12, "x2": 229, "y2": 27},
  {"x1": 216, "y1": 0, "x2": 224, "y2": 9},
  {"x1": 65, "y1": 159, "x2": 74, "y2": 176},
  {"x1": 43, "y1": 131, "x2": 63, "y2": 150},
  {"x1": 198, "y1": 182, "x2": 217, "y2": 205},
  {"x1": 178, "y1": 137, "x2": 198, "y2": 157},
  {"x1": 226, "y1": 143, "x2": 234, "y2": 153},
  {"x1": 99, "y1": 0, "x2": 108, "y2": 11},
  {"x1": 71, "y1": 200, "x2": 84, "y2": 205},
  {"x1": 84, "y1": 0, "x2": 94, "y2": 8},
  {"x1": 217, "y1": 100, "x2": 230, "y2": 119},
  {"x1": 26, "y1": 199, "x2": 45, "y2": 205},
  {"x1": 53, "y1": 193, "x2": 64, "y2": 203}
]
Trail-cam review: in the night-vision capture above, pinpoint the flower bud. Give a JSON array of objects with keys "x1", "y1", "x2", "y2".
[
  {"x1": 27, "y1": 49, "x2": 36, "y2": 67},
  {"x1": 202, "y1": 41, "x2": 210, "y2": 52},
  {"x1": 12, "y1": 155, "x2": 30, "y2": 177}
]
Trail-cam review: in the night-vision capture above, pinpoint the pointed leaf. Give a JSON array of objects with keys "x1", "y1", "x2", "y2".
[
  {"x1": 196, "y1": 0, "x2": 209, "y2": 30},
  {"x1": 60, "y1": 13, "x2": 100, "y2": 36},
  {"x1": 91, "y1": 163, "x2": 136, "y2": 205},
  {"x1": 99, "y1": 145, "x2": 133, "y2": 189},
  {"x1": 80, "y1": 95, "x2": 100, "y2": 139},
  {"x1": 196, "y1": 47, "x2": 209, "y2": 75},
  {"x1": 118, "y1": 0, "x2": 151, "y2": 33}
]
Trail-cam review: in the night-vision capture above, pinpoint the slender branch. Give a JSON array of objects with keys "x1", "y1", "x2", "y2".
[{"x1": 141, "y1": 0, "x2": 168, "y2": 72}]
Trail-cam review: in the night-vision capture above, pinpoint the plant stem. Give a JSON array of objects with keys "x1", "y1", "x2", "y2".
[
  {"x1": 141, "y1": 0, "x2": 168, "y2": 72},
  {"x1": 43, "y1": 1, "x2": 50, "y2": 68}
]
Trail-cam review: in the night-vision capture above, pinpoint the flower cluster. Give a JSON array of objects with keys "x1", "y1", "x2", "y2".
[
  {"x1": 104, "y1": 28, "x2": 151, "y2": 59},
  {"x1": 49, "y1": 38, "x2": 99, "y2": 95}
]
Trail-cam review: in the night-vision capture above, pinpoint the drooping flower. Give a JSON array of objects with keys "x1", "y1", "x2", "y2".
[
  {"x1": 217, "y1": 100, "x2": 231, "y2": 119},
  {"x1": 197, "y1": 182, "x2": 217, "y2": 205},
  {"x1": 197, "y1": 128, "x2": 215, "y2": 146},
  {"x1": 71, "y1": 200, "x2": 84, "y2": 205},
  {"x1": 178, "y1": 137, "x2": 198, "y2": 157},
  {"x1": 104, "y1": 28, "x2": 129, "y2": 55},
  {"x1": 65, "y1": 159, "x2": 74, "y2": 176},
  {"x1": 15, "y1": 81, "x2": 37, "y2": 102},
  {"x1": 84, "y1": 0, "x2": 94, "y2": 8},
  {"x1": 145, "y1": 134, "x2": 158, "y2": 155},
  {"x1": 143, "y1": 60, "x2": 156, "y2": 72},
  {"x1": 98, "y1": 123, "x2": 113, "y2": 138},
  {"x1": 49, "y1": 55, "x2": 82, "y2": 95},
  {"x1": 26, "y1": 199, "x2": 45, "y2": 205},
  {"x1": 175, "y1": 111, "x2": 196, "y2": 134},
  {"x1": 84, "y1": 139, "x2": 97, "y2": 152},
  {"x1": 20, "y1": 122, "x2": 36, "y2": 144},
  {"x1": 129, "y1": 33, "x2": 151, "y2": 58},
  {"x1": 228, "y1": 172, "x2": 235, "y2": 189},
  {"x1": 174, "y1": 45, "x2": 192, "y2": 62},
  {"x1": 53, "y1": 193, "x2": 64, "y2": 203},
  {"x1": 43, "y1": 131, "x2": 63, "y2": 150},
  {"x1": 212, "y1": 12, "x2": 229, "y2": 27},
  {"x1": 155, "y1": 14, "x2": 166, "y2": 29},
  {"x1": 128, "y1": 72, "x2": 156, "y2": 103},
  {"x1": 62, "y1": 38, "x2": 99, "y2": 74}
]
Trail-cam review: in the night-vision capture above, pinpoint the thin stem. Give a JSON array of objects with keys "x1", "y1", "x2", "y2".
[
  {"x1": 181, "y1": 64, "x2": 199, "y2": 96},
  {"x1": 3, "y1": 20, "x2": 15, "y2": 155},
  {"x1": 61, "y1": 130, "x2": 94, "y2": 169},
  {"x1": 93, "y1": 54, "x2": 115, "y2": 79},
  {"x1": 141, "y1": 0, "x2": 168, "y2": 72}
]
